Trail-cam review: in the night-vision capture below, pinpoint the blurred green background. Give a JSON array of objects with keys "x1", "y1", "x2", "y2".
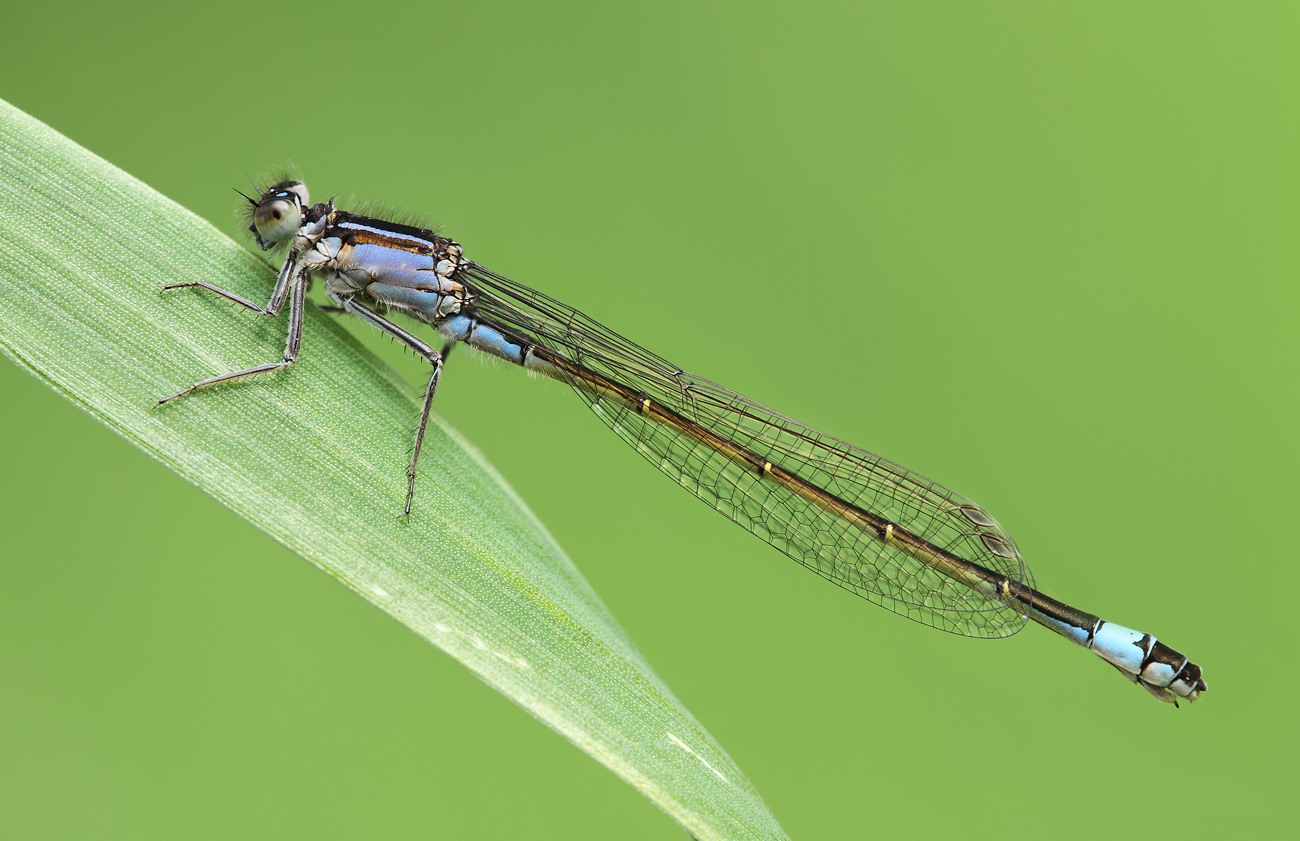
[{"x1": 2, "y1": 2, "x2": 1295, "y2": 838}]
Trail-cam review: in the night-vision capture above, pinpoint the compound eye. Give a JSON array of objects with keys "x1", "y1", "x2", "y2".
[{"x1": 253, "y1": 196, "x2": 302, "y2": 243}]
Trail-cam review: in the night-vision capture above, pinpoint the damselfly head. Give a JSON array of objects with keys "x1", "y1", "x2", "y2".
[{"x1": 247, "y1": 180, "x2": 309, "y2": 250}]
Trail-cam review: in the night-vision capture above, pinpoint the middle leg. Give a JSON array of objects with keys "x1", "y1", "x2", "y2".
[{"x1": 339, "y1": 298, "x2": 451, "y2": 515}]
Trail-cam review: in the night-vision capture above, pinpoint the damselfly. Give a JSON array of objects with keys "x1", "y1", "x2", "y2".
[{"x1": 161, "y1": 179, "x2": 1207, "y2": 705}]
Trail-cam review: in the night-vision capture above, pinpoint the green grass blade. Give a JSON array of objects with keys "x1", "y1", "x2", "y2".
[{"x1": 0, "y1": 98, "x2": 787, "y2": 841}]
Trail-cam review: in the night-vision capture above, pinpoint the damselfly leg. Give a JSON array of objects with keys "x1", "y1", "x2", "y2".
[
  {"x1": 157, "y1": 255, "x2": 307, "y2": 405},
  {"x1": 335, "y1": 295, "x2": 450, "y2": 515}
]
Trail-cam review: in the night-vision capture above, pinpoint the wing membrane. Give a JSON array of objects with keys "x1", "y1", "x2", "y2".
[{"x1": 462, "y1": 264, "x2": 1031, "y2": 638}]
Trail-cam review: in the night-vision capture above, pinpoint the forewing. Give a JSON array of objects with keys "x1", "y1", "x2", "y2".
[{"x1": 462, "y1": 264, "x2": 1031, "y2": 638}]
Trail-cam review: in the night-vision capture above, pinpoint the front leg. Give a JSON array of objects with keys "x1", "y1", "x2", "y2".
[
  {"x1": 162, "y1": 247, "x2": 299, "y2": 315},
  {"x1": 158, "y1": 255, "x2": 308, "y2": 404}
]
